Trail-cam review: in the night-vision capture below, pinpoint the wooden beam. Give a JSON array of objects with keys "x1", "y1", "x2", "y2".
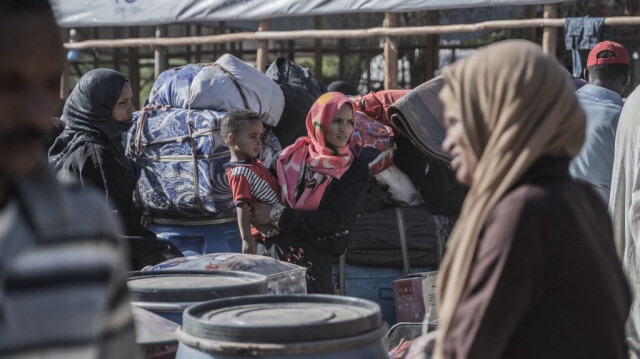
[
  {"x1": 256, "y1": 19, "x2": 270, "y2": 72},
  {"x1": 542, "y1": 4, "x2": 558, "y2": 55},
  {"x1": 384, "y1": 12, "x2": 398, "y2": 90},
  {"x1": 64, "y1": 16, "x2": 640, "y2": 50}
]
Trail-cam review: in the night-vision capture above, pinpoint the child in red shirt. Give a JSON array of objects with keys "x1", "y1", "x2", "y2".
[{"x1": 222, "y1": 109, "x2": 282, "y2": 254}]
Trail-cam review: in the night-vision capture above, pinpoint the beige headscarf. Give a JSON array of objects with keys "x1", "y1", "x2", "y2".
[{"x1": 434, "y1": 40, "x2": 585, "y2": 357}]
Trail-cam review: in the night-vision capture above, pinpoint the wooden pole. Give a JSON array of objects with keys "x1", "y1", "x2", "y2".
[
  {"x1": 338, "y1": 14, "x2": 347, "y2": 81},
  {"x1": 366, "y1": 58, "x2": 372, "y2": 92},
  {"x1": 194, "y1": 25, "x2": 202, "y2": 63},
  {"x1": 218, "y1": 21, "x2": 227, "y2": 57},
  {"x1": 238, "y1": 29, "x2": 244, "y2": 58},
  {"x1": 314, "y1": 16, "x2": 323, "y2": 83},
  {"x1": 129, "y1": 26, "x2": 140, "y2": 109},
  {"x1": 339, "y1": 38, "x2": 346, "y2": 80},
  {"x1": 542, "y1": 4, "x2": 558, "y2": 55},
  {"x1": 60, "y1": 28, "x2": 70, "y2": 99},
  {"x1": 524, "y1": 5, "x2": 537, "y2": 42},
  {"x1": 425, "y1": 11, "x2": 440, "y2": 81},
  {"x1": 230, "y1": 29, "x2": 237, "y2": 55},
  {"x1": 92, "y1": 28, "x2": 99, "y2": 70},
  {"x1": 384, "y1": 12, "x2": 398, "y2": 90},
  {"x1": 288, "y1": 40, "x2": 295, "y2": 60},
  {"x1": 185, "y1": 24, "x2": 191, "y2": 63},
  {"x1": 154, "y1": 25, "x2": 167, "y2": 79},
  {"x1": 256, "y1": 19, "x2": 270, "y2": 72},
  {"x1": 279, "y1": 40, "x2": 286, "y2": 58},
  {"x1": 113, "y1": 27, "x2": 121, "y2": 72}
]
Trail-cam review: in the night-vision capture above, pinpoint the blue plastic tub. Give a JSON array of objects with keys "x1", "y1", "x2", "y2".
[
  {"x1": 332, "y1": 263, "x2": 435, "y2": 327},
  {"x1": 149, "y1": 216, "x2": 242, "y2": 254}
]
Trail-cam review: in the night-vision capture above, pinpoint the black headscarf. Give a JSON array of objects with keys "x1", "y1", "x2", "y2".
[{"x1": 49, "y1": 68, "x2": 130, "y2": 170}]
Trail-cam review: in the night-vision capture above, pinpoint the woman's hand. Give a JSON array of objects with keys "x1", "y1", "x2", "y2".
[{"x1": 251, "y1": 202, "x2": 273, "y2": 226}]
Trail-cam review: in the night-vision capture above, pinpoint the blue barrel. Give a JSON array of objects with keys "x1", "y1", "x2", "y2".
[
  {"x1": 127, "y1": 270, "x2": 268, "y2": 324},
  {"x1": 175, "y1": 294, "x2": 389, "y2": 358},
  {"x1": 149, "y1": 216, "x2": 242, "y2": 254}
]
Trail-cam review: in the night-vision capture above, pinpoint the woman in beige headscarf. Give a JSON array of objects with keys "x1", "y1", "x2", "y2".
[{"x1": 405, "y1": 40, "x2": 630, "y2": 359}]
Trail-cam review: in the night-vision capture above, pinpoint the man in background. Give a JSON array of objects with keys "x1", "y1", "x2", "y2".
[
  {"x1": 570, "y1": 40, "x2": 630, "y2": 202},
  {"x1": 0, "y1": 1, "x2": 138, "y2": 357}
]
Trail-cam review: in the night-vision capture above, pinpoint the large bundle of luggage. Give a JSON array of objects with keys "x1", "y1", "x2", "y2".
[
  {"x1": 127, "y1": 54, "x2": 284, "y2": 219},
  {"x1": 126, "y1": 55, "x2": 465, "y2": 277}
]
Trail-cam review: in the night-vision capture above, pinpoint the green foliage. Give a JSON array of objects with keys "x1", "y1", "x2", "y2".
[
  {"x1": 295, "y1": 55, "x2": 368, "y2": 91},
  {"x1": 295, "y1": 58, "x2": 315, "y2": 73}
]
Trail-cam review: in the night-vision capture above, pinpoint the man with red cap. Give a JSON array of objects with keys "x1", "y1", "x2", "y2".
[{"x1": 570, "y1": 40, "x2": 631, "y2": 202}]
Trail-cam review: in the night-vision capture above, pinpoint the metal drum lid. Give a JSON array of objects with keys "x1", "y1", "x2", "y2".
[
  {"x1": 182, "y1": 294, "x2": 382, "y2": 343},
  {"x1": 127, "y1": 270, "x2": 269, "y2": 302}
]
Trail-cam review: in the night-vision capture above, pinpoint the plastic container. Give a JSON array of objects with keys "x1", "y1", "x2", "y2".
[
  {"x1": 175, "y1": 294, "x2": 389, "y2": 358},
  {"x1": 147, "y1": 253, "x2": 307, "y2": 295},
  {"x1": 127, "y1": 270, "x2": 268, "y2": 324},
  {"x1": 149, "y1": 216, "x2": 242, "y2": 254},
  {"x1": 332, "y1": 263, "x2": 434, "y2": 326}
]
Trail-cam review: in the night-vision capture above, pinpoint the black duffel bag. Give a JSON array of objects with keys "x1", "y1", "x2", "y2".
[{"x1": 265, "y1": 58, "x2": 327, "y2": 148}]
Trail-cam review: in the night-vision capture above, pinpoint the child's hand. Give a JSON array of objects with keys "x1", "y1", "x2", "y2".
[{"x1": 242, "y1": 239, "x2": 257, "y2": 255}]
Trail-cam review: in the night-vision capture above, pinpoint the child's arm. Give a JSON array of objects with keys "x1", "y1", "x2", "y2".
[{"x1": 236, "y1": 203, "x2": 257, "y2": 254}]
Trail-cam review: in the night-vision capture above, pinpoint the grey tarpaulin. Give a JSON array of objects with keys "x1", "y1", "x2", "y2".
[{"x1": 51, "y1": 0, "x2": 572, "y2": 27}]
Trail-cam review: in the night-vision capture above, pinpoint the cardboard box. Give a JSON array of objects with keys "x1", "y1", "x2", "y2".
[{"x1": 393, "y1": 271, "x2": 438, "y2": 323}]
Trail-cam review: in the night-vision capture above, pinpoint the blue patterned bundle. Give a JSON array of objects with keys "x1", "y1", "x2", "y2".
[
  {"x1": 127, "y1": 107, "x2": 234, "y2": 218},
  {"x1": 127, "y1": 55, "x2": 284, "y2": 219},
  {"x1": 127, "y1": 106, "x2": 282, "y2": 219}
]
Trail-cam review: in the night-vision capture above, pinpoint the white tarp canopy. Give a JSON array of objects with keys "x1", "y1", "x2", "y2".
[{"x1": 51, "y1": 0, "x2": 571, "y2": 27}]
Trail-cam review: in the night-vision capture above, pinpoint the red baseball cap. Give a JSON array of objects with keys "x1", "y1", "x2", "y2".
[{"x1": 587, "y1": 41, "x2": 630, "y2": 67}]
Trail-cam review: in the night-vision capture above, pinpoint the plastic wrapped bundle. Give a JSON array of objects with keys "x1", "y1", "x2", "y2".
[{"x1": 146, "y1": 253, "x2": 307, "y2": 295}]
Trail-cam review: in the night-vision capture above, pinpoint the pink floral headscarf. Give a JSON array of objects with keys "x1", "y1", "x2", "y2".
[{"x1": 277, "y1": 92, "x2": 355, "y2": 210}]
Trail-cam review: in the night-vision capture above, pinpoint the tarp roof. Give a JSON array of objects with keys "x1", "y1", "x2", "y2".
[{"x1": 51, "y1": 0, "x2": 571, "y2": 27}]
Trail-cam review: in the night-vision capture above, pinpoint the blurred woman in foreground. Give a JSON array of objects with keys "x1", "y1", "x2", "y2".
[{"x1": 405, "y1": 40, "x2": 630, "y2": 359}]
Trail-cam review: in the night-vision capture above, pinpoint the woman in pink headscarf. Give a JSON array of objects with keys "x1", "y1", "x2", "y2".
[{"x1": 252, "y1": 92, "x2": 369, "y2": 293}]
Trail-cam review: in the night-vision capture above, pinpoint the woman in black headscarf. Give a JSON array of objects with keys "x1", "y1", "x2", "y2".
[{"x1": 49, "y1": 68, "x2": 182, "y2": 269}]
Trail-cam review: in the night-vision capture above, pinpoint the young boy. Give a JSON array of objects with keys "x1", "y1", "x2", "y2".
[{"x1": 222, "y1": 109, "x2": 282, "y2": 254}]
